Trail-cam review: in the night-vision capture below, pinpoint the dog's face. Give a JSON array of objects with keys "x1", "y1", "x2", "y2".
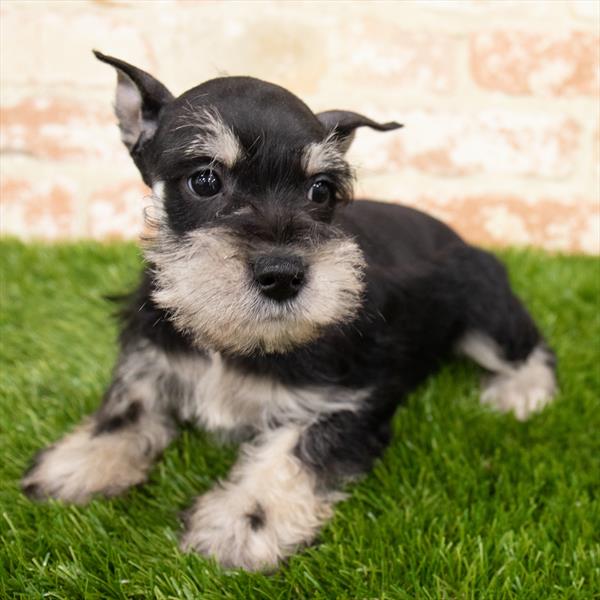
[{"x1": 96, "y1": 52, "x2": 401, "y2": 355}]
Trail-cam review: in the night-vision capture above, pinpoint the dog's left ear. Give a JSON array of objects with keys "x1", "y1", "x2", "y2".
[
  {"x1": 94, "y1": 50, "x2": 174, "y2": 182},
  {"x1": 317, "y1": 110, "x2": 403, "y2": 153}
]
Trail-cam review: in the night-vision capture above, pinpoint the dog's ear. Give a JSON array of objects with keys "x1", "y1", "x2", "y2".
[
  {"x1": 316, "y1": 110, "x2": 403, "y2": 153},
  {"x1": 94, "y1": 50, "x2": 173, "y2": 154}
]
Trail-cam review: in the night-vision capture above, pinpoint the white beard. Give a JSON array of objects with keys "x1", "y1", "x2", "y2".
[{"x1": 145, "y1": 226, "x2": 366, "y2": 354}]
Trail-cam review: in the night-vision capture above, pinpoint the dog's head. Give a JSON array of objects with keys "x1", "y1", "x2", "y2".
[{"x1": 96, "y1": 51, "x2": 402, "y2": 355}]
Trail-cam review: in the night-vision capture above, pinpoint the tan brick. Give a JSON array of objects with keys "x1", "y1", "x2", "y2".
[
  {"x1": 594, "y1": 124, "x2": 600, "y2": 179},
  {"x1": 414, "y1": 0, "x2": 482, "y2": 12},
  {"x1": 396, "y1": 195, "x2": 599, "y2": 254},
  {"x1": 150, "y1": 4, "x2": 454, "y2": 96},
  {"x1": 87, "y1": 181, "x2": 150, "y2": 240},
  {"x1": 348, "y1": 109, "x2": 581, "y2": 178},
  {"x1": 164, "y1": 3, "x2": 327, "y2": 94},
  {"x1": 0, "y1": 96, "x2": 117, "y2": 160},
  {"x1": 332, "y1": 24, "x2": 456, "y2": 94},
  {"x1": 570, "y1": 0, "x2": 600, "y2": 20},
  {"x1": 0, "y1": 177, "x2": 80, "y2": 239},
  {"x1": 0, "y1": 3, "x2": 153, "y2": 87},
  {"x1": 419, "y1": 0, "x2": 570, "y2": 19},
  {"x1": 470, "y1": 31, "x2": 600, "y2": 96},
  {"x1": 0, "y1": 1, "x2": 598, "y2": 255}
]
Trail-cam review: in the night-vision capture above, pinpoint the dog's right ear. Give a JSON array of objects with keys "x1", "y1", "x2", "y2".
[{"x1": 94, "y1": 50, "x2": 173, "y2": 154}]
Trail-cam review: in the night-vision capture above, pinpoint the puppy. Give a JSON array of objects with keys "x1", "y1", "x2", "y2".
[{"x1": 22, "y1": 51, "x2": 557, "y2": 572}]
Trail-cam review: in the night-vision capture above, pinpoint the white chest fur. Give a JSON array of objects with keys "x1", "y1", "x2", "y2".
[{"x1": 170, "y1": 351, "x2": 367, "y2": 435}]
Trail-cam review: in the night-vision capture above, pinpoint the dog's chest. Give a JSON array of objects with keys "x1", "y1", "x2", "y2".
[{"x1": 172, "y1": 351, "x2": 365, "y2": 434}]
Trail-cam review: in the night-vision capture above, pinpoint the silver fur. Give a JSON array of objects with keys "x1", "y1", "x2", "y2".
[
  {"x1": 175, "y1": 105, "x2": 242, "y2": 168},
  {"x1": 302, "y1": 131, "x2": 347, "y2": 176},
  {"x1": 171, "y1": 350, "x2": 370, "y2": 435},
  {"x1": 181, "y1": 427, "x2": 343, "y2": 571},
  {"x1": 146, "y1": 226, "x2": 366, "y2": 355},
  {"x1": 21, "y1": 416, "x2": 173, "y2": 504},
  {"x1": 21, "y1": 341, "x2": 176, "y2": 503},
  {"x1": 458, "y1": 332, "x2": 557, "y2": 420}
]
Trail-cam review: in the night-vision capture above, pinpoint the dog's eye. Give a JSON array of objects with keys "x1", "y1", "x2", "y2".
[
  {"x1": 187, "y1": 169, "x2": 222, "y2": 197},
  {"x1": 308, "y1": 180, "x2": 333, "y2": 204}
]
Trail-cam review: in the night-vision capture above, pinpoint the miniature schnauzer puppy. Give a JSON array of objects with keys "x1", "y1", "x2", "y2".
[{"x1": 22, "y1": 51, "x2": 557, "y2": 571}]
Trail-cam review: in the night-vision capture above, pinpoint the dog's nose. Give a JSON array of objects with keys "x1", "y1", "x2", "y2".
[{"x1": 253, "y1": 256, "x2": 305, "y2": 302}]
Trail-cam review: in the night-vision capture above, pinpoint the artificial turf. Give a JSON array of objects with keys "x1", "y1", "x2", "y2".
[{"x1": 1, "y1": 239, "x2": 599, "y2": 599}]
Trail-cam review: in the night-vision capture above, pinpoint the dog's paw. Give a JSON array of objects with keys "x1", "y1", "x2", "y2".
[
  {"x1": 181, "y1": 428, "x2": 338, "y2": 571},
  {"x1": 480, "y1": 346, "x2": 557, "y2": 420},
  {"x1": 180, "y1": 486, "x2": 285, "y2": 572},
  {"x1": 22, "y1": 422, "x2": 151, "y2": 504}
]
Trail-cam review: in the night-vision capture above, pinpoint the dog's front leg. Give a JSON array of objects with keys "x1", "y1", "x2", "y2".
[
  {"x1": 181, "y1": 426, "x2": 341, "y2": 571},
  {"x1": 182, "y1": 409, "x2": 391, "y2": 571},
  {"x1": 22, "y1": 340, "x2": 177, "y2": 504}
]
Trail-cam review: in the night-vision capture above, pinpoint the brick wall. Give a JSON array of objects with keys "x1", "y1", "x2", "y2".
[{"x1": 1, "y1": 0, "x2": 598, "y2": 253}]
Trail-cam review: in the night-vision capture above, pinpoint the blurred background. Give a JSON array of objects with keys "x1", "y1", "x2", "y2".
[{"x1": 0, "y1": 0, "x2": 598, "y2": 253}]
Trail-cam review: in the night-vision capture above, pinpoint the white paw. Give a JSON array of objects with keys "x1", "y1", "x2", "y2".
[
  {"x1": 480, "y1": 346, "x2": 557, "y2": 420},
  {"x1": 22, "y1": 422, "x2": 152, "y2": 504},
  {"x1": 181, "y1": 427, "x2": 338, "y2": 571},
  {"x1": 181, "y1": 486, "x2": 285, "y2": 572}
]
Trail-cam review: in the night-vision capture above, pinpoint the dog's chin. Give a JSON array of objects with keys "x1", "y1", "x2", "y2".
[
  {"x1": 160, "y1": 290, "x2": 359, "y2": 356},
  {"x1": 146, "y1": 226, "x2": 366, "y2": 356},
  {"x1": 195, "y1": 308, "x2": 327, "y2": 356}
]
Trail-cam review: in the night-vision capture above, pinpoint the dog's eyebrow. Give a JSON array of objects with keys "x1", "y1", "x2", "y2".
[
  {"x1": 301, "y1": 133, "x2": 347, "y2": 176},
  {"x1": 175, "y1": 106, "x2": 242, "y2": 168}
]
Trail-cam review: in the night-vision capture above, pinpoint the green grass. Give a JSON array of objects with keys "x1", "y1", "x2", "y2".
[{"x1": 1, "y1": 239, "x2": 599, "y2": 599}]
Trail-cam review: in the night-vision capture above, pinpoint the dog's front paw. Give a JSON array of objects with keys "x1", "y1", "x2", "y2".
[
  {"x1": 481, "y1": 346, "x2": 557, "y2": 420},
  {"x1": 22, "y1": 423, "x2": 151, "y2": 504},
  {"x1": 181, "y1": 428, "x2": 338, "y2": 571},
  {"x1": 181, "y1": 486, "x2": 285, "y2": 572}
]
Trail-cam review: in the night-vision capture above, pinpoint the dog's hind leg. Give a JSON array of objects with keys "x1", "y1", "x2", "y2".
[
  {"x1": 451, "y1": 246, "x2": 557, "y2": 420},
  {"x1": 22, "y1": 340, "x2": 179, "y2": 503}
]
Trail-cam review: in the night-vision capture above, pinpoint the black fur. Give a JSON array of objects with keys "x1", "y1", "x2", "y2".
[
  {"x1": 22, "y1": 53, "x2": 556, "y2": 570},
  {"x1": 246, "y1": 504, "x2": 267, "y2": 531},
  {"x1": 94, "y1": 400, "x2": 142, "y2": 435},
  {"x1": 94, "y1": 51, "x2": 548, "y2": 484}
]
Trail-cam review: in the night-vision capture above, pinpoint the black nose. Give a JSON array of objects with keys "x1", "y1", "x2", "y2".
[{"x1": 253, "y1": 256, "x2": 306, "y2": 302}]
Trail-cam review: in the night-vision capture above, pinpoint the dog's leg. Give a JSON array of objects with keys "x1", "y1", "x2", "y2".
[
  {"x1": 181, "y1": 409, "x2": 390, "y2": 571},
  {"x1": 22, "y1": 340, "x2": 178, "y2": 503},
  {"x1": 181, "y1": 427, "x2": 336, "y2": 571},
  {"x1": 453, "y1": 247, "x2": 557, "y2": 420}
]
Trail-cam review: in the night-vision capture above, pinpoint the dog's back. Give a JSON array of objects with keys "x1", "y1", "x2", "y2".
[{"x1": 337, "y1": 200, "x2": 464, "y2": 268}]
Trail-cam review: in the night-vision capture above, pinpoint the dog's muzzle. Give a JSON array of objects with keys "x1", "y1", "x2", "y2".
[
  {"x1": 252, "y1": 256, "x2": 306, "y2": 302},
  {"x1": 147, "y1": 226, "x2": 365, "y2": 354}
]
